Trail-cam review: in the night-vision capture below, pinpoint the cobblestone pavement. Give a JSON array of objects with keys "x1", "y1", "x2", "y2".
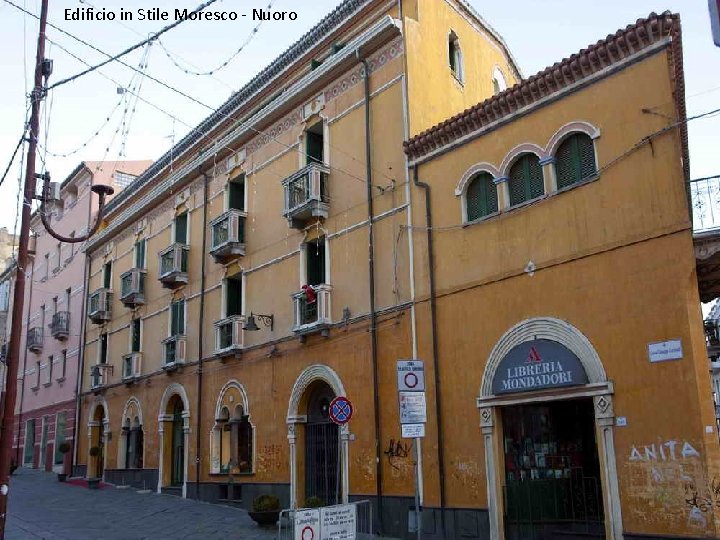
[{"x1": 6, "y1": 468, "x2": 277, "y2": 539}]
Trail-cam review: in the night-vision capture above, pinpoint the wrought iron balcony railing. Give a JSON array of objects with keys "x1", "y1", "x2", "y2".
[
  {"x1": 214, "y1": 315, "x2": 245, "y2": 356},
  {"x1": 88, "y1": 288, "x2": 112, "y2": 324},
  {"x1": 50, "y1": 311, "x2": 70, "y2": 340},
  {"x1": 292, "y1": 284, "x2": 332, "y2": 335},
  {"x1": 27, "y1": 327, "x2": 43, "y2": 352},
  {"x1": 120, "y1": 268, "x2": 146, "y2": 308},
  {"x1": 90, "y1": 363, "x2": 112, "y2": 389},
  {"x1": 210, "y1": 209, "x2": 247, "y2": 264},
  {"x1": 282, "y1": 162, "x2": 329, "y2": 228},
  {"x1": 162, "y1": 334, "x2": 187, "y2": 367},
  {"x1": 690, "y1": 176, "x2": 720, "y2": 231},
  {"x1": 122, "y1": 352, "x2": 142, "y2": 381},
  {"x1": 158, "y1": 244, "x2": 189, "y2": 288}
]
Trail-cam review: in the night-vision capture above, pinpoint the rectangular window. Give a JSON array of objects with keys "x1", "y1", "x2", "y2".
[
  {"x1": 45, "y1": 355, "x2": 53, "y2": 385},
  {"x1": 35, "y1": 361, "x2": 41, "y2": 388},
  {"x1": 134, "y1": 240, "x2": 146, "y2": 269},
  {"x1": 99, "y1": 333, "x2": 108, "y2": 364},
  {"x1": 44, "y1": 254, "x2": 49, "y2": 280},
  {"x1": 40, "y1": 304, "x2": 46, "y2": 329},
  {"x1": 55, "y1": 243, "x2": 62, "y2": 270},
  {"x1": 69, "y1": 232, "x2": 75, "y2": 258},
  {"x1": 131, "y1": 318, "x2": 141, "y2": 352},
  {"x1": 52, "y1": 296, "x2": 58, "y2": 315},
  {"x1": 24, "y1": 419, "x2": 35, "y2": 465},
  {"x1": 306, "y1": 237, "x2": 326, "y2": 286},
  {"x1": 170, "y1": 300, "x2": 185, "y2": 336},
  {"x1": 65, "y1": 288, "x2": 71, "y2": 311},
  {"x1": 54, "y1": 412, "x2": 66, "y2": 465},
  {"x1": 228, "y1": 176, "x2": 245, "y2": 211},
  {"x1": 305, "y1": 122, "x2": 324, "y2": 164},
  {"x1": 174, "y1": 212, "x2": 188, "y2": 244},
  {"x1": 103, "y1": 261, "x2": 112, "y2": 289},
  {"x1": 225, "y1": 276, "x2": 242, "y2": 317},
  {"x1": 58, "y1": 349, "x2": 67, "y2": 380}
]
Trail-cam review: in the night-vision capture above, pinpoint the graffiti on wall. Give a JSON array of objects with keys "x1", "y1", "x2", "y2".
[
  {"x1": 383, "y1": 438, "x2": 414, "y2": 478},
  {"x1": 255, "y1": 444, "x2": 283, "y2": 475},
  {"x1": 624, "y1": 438, "x2": 712, "y2": 533}
]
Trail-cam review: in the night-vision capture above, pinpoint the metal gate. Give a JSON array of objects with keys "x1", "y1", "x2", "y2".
[
  {"x1": 278, "y1": 500, "x2": 373, "y2": 540},
  {"x1": 305, "y1": 422, "x2": 339, "y2": 506}
]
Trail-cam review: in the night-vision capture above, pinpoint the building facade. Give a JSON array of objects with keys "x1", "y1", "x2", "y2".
[
  {"x1": 14, "y1": 161, "x2": 151, "y2": 473},
  {"x1": 0, "y1": 261, "x2": 17, "y2": 392},
  {"x1": 73, "y1": 3, "x2": 718, "y2": 540}
]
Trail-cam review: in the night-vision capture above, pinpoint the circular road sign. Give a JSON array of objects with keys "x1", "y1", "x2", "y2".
[
  {"x1": 329, "y1": 396, "x2": 353, "y2": 425},
  {"x1": 302, "y1": 526, "x2": 315, "y2": 540},
  {"x1": 404, "y1": 372, "x2": 419, "y2": 389}
]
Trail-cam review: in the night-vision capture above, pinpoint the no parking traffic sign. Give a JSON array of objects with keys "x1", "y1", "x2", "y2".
[
  {"x1": 329, "y1": 396, "x2": 353, "y2": 425},
  {"x1": 397, "y1": 360, "x2": 425, "y2": 391}
]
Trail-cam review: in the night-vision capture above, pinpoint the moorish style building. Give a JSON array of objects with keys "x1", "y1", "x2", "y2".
[{"x1": 75, "y1": 3, "x2": 718, "y2": 539}]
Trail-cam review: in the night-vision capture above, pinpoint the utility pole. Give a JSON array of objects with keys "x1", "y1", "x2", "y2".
[{"x1": 0, "y1": 0, "x2": 49, "y2": 536}]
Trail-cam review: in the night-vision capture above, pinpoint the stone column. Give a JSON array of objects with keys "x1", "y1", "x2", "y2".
[
  {"x1": 480, "y1": 407, "x2": 500, "y2": 540},
  {"x1": 493, "y1": 177, "x2": 510, "y2": 211},
  {"x1": 593, "y1": 394, "x2": 623, "y2": 540},
  {"x1": 340, "y1": 425, "x2": 350, "y2": 504},
  {"x1": 539, "y1": 157, "x2": 557, "y2": 194},
  {"x1": 287, "y1": 423, "x2": 297, "y2": 509}
]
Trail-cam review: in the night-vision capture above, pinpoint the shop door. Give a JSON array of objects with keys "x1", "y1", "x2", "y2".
[
  {"x1": 305, "y1": 384, "x2": 339, "y2": 506},
  {"x1": 171, "y1": 404, "x2": 185, "y2": 486},
  {"x1": 502, "y1": 398, "x2": 604, "y2": 540}
]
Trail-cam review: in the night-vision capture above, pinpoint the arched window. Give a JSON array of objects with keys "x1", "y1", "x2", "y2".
[
  {"x1": 449, "y1": 31, "x2": 463, "y2": 82},
  {"x1": 211, "y1": 383, "x2": 254, "y2": 475},
  {"x1": 554, "y1": 133, "x2": 597, "y2": 189},
  {"x1": 466, "y1": 172, "x2": 498, "y2": 221},
  {"x1": 508, "y1": 153, "x2": 544, "y2": 206},
  {"x1": 492, "y1": 66, "x2": 507, "y2": 95}
]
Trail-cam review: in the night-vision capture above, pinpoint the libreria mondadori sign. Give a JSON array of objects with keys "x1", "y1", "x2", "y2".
[{"x1": 491, "y1": 339, "x2": 588, "y2": 395}]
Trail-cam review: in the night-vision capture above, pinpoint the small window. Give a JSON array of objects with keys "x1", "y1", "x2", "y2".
[
  {"x1": 45, "y1": 355, "x2": 53, "y2": 385},
  {"x1": 35, "y1": 361, "x2": 41, "y2": 388},
  {"x1": 466, "y1": 173, "x2": 498, "y2": 221},
  {"x1": 174, "y1": 212, "x2": 188, "y2": 245},
  {"x1": 103, "y1": 261, "x2": 112, "y2": 289},
  {"x1": 554, "y1": 133, "x2": 597, "y2": 189},
  {"x1": 55, "y1": 244, "x2": 61, "y2": 270},
  {"x1": 306, "y1": 237, "x2": 326, "y2": 286},
  {"x1": 492, "y1": 66, "x2": 507, "y2": 95},
  {"x1": 58, "y1": 349, "x2": 67, "y2": 380},
  {"x1": 170, "y1": 299, "x2": 185, "y2": 336},
  {"x1": 449, "y1": 31, "x2": 463, "y2": 82},
  {"x1": 134, "y1": 240, "x2": 146, "y2": 269},
  {"x1": 225, "y1": 275, "x2": 242, "y2": 317},
  {"x1": 228, "y1": 176, "x2": 245, "y2": 211},
  {"x1": 44, "y1": 254, "x2": 49, "y2": 280},
  {"x1": 99, "y1": 334, "x2": 108, "y2": 364},
  {"x1": 131, "y1": 318, "x2": 141, "y2": 353},
  {"x1": 306, "y1": 122, "x2": 324, "y2": 165},
  {"x1": 508, "y1": 154, "x2": 544, "y2": 207}
]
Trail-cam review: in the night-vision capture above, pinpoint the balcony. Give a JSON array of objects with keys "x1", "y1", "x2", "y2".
[
  {"x1": 90, "y1": 363, "x2": 112, "y2": 390},
  {"x1": 120, "y1": 268, "x2": 146, "y2": 308},
  {"x1": 162, "y1": 335, "x2": 187, "y2": 369},
  {"x1": 88, "y1": 288, "x2": 112, "y2": 324},
  {"x1": 158, "y1": 244, "x2": 189, "y2": 288},
  {"x1": 27, "y1": 327, "x2": 43, "y2": 353},
  {"x1": 50, "y1": 311, "x2": 70, "y2": 340},
  {"x1": 214, "y1": 315, "x2": 245, "y2": 358},
  {"x1": 292, "y1": 284, "x2": 332, "y2": 335},
  {"x1": 210, "y1": 210, "x2": 247, "y2": 264},
  {"x1": 282, "y1": 162, "x2": 329, "y2": 228},
  {"x1": 122, "y1": 352, "x2": 142, "y2": 382}
]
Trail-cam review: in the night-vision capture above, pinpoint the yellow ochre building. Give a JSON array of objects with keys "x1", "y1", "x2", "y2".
[{"x1": 73, "y1": 2, "x2": 719, "y2": 539}]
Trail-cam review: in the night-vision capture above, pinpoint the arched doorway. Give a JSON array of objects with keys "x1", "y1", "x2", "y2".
[
  {"x1": 120, "y1": 398, "x2": 144, "y2": 470},
  {"x1": 157, "y1": 383, "x2": 190, "y2": 496},
  {"x1": 287, "y1": 364, "x2": 349, "y2": 509},
  {"x1": 87, "y1": 399, "x2": 109, "y2": 480},
  {"x1": 477, "y1": 317, "x2": 622, "y2": 540}
]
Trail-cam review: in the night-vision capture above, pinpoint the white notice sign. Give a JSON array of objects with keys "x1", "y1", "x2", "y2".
[
  {"x1": 295, "y1": 509, "x2": 320, "y2": 540},
  {"x1": 321, "y1": 504, "x2": 356, "y2": 540},
  {"x1": 397, "y1": 360, "x2": 425, "y2": 391},
  {"x1": 648, "y1": 339, "x2": 683, "y2": 363},
  {"x1": 401, "y1": 423, "x2": 426, "y2": 438},
  {"x1": 399, "y1": 391, "x2": 427, "y2": 424}
]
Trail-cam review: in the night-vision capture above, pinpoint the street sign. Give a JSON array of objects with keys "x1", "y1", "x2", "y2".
[
  {"x1": 329, "y1": 396, "x2": 353, "y2": 425},
  {"x1": 401, "y1": 423, "x2": 426, "y2": 439},
  {"x1": 397, "y1": 360, "x2": 425, "y2": 391},
  {"x1": 399, "y1": 391, "x2": 427, "y2": 424},
  {"x1": 321, "y1": 503, "x2": 356, "y2": 539},
  {"x1": 295, "y1": 509, "x2": 321, "y2": 540}
]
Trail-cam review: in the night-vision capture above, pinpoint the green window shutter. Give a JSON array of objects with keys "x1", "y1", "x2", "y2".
[
  {"x1": 135, "y1": 240, "x2": 146, "y2": 269},
  {"x1": 171, "y1": 301, "x2": 185, "y2": 335},
  {"x1": 555, "y1": 133, "x2": 597, "y2": 189},
  {"x1": 100, "y1": 334, "x2": 108, "y2": 364},
  {"x1": 508, "y1": 154, "x2": 544, "y2": 206},
  {"x1": 226, "y1": 278, "x2": 242, "y2": 317},
  {"x1": 466, "y1": 173, "x2": 498, "y2": 221},
  {"x1": 174, "y1": 213, "x2": 188, "y2": 244},
  {"x1": 229, "y1": 178, "x2": 245, "y2": 211}
]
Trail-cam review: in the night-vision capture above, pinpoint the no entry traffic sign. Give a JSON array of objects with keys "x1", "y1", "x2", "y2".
[{"x1": 329, "y1": 396, "x2": 353, "y2": 425}]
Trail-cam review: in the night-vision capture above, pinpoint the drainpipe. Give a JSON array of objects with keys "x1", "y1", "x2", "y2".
[
  {"x1": 72, "y1": 252, "x2": 91, "y2": 476},
  {"x1": 14, "y1": 256, "x2": 34, "y2": 466},
  {"x1": 357, "y1": 50, "x2": 383, "y2": 534},
  {"x1": 412, "y1": 165, "x2": 446, "y2": 536},
  {"x1": 195, "y1": 167, "x2": 210, "y2": 500}
]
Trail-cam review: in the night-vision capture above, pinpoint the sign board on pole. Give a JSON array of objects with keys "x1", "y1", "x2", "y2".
[
  {"x1": 295, "y1": 509, "x2": 321, "y2": 540},
  {"x1": 399, "y1": 391, "x2": 427, "y2": 424},
  {"x1": 397, "y1": 360, "x2": 425, "y2": 391},
  {"x1": 401, "y1": 423, "x2": 426, "y2": 439},
  {"x1": 320, "y1": 504, "x2": 357, "y2": 540},
  {"x1": 648, "y1": 339, "x2": 683, "y2": 363}
]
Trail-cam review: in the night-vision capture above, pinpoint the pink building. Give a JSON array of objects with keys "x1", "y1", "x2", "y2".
[{"x1": 14, "y1": 160, "x2": 151, "y2": 472}]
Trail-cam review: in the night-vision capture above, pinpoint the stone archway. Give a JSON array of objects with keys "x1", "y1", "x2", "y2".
[
  {"x1": 157, "y1": 383, "x2": 190, "y2": 497},
  {"x1": 119, "y1": 397, "x2": 144, "y2": 470},
  {"x1": 87, "y1": 398, "x2": 109, "y2": 479},
  {"x1": 476, "y1": 317, "x2": 622, "y2": 540},
  {"x1": 287, "y1": 364, "x2": 348, "y2": 509}
]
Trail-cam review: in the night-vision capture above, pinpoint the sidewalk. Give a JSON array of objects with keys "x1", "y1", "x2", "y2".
[{"x1": 6, "y1": 468, "x2": 276, "y2": 539}]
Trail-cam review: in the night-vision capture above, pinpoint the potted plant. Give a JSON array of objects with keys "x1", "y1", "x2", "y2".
[
  {"x1": 249, "y1": 494, "x2": 281, "y2": 527},
  {"x1": 87, "y1": 446, "x2": 101, "y2": 489},
  {"x1": 56, "y1": 441, "x2": 71, "y2": 482}
]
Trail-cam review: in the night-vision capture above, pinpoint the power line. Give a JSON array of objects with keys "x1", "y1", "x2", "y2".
[
  {"x1": 0, "y1": 130, "x2": 28, "y2": 188},
  {"x1": 45, "y1": 0, "x2": 219, "y2": 91}
]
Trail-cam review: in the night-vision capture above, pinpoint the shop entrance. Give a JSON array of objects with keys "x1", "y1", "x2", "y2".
[
  {"x1": 304, "y1": 382, "x2": 340, "y2": 506},
  {"x1": 502, "y1": 398, "x2": 604, "y2": 539}
]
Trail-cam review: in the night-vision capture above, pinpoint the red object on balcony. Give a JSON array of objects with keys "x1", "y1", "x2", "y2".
[{"x1": 301, "y1": 284, "x2": 317, "y2": 304}]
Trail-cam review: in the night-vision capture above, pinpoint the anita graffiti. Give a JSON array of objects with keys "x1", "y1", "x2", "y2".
[{"x1": 64, "y1": 8, "x2": 298, "y2": 22}]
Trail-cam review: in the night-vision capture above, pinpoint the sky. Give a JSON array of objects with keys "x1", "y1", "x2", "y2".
[{"x1": 0, "y1": 0, "x2": 717, "y2": 241}]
